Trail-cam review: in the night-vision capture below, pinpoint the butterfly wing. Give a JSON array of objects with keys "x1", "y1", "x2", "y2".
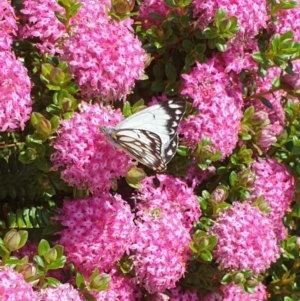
[
  {"x1": 109, "y1": 128, "x2": 166, "y2": 171},
  {"x1": 102, "y1": 99, "x2": 186, "y2": 170}
]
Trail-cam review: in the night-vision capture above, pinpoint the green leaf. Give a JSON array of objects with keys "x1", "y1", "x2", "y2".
[
  {"x1": 200, "y1": 249, "x2": 212, "y2": 262},
  {"x1": 177, "y1": 146, "x2": 191, "y2": 157},
  {"x1": 229, "y1": 171, "x2": 237, "y2": 186},
  {"x1": 165, "y1": 62, "x2": 177, "y2": 81},
  {"x1": 182, "y1": 39, "x2": 194, "y2": 52},
  {"x1": 38, "y1": 239, "x2": 50, "y2": 256},
  {"x1": 257, "y1": 96, "x2": 273, "y2": 109},
  {"x1": 165, "y1": 81, "x2": 179, "y2": 95},
  {"x1": 215, "y1": 37, "x2": 227, "y2": 52},
  {"x1": 55, "y1": 12, "x2": 67, "y2": 26},
  {"x1": 203, "y1": 27, "x2": 218, "y2": 39},
  {"x1": 18, "y1": 230, "x2": 28, "y2": 249},
  {"x1": 68, "y1": 3, "x2": 83, "y2": 17},
  {"x1": 151, "y1": 80, "x2": 165, "y2": 92},
  {"x1": 122, "y1": 102, "x2": 132, "y2": 117},
  {"x1": 132, "y1": 99, "x2": 145, "y2": 113},
  {"x1": 164, "y1": 0, "x2": 178, "y2": 8},
  {"x1": 33, "y1": 255, "x2": 45, "y2": 268},
  {"x1": 45, "y1": 277, "x2": 60, "y2": 287},
  {"x1": 76, "y1": 272, "x2": 85, "y2": 289}
]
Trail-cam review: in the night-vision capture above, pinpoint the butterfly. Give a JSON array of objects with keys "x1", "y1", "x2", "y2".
[{"x1": 101, "y1": 99, "x2": 186, "y2": 171}]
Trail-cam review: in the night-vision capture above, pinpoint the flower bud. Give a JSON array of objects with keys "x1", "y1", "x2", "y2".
[
  {"x1": 233, "y1": 272, "x2": 244, "y2": 284},
  {"x1": 44, "y1": 248, "x2": 57, "y2": 263},
  {"x1": 19, "y1": 263, "x2": 37, "y2": 279},
  {"x1": 238, "y1": 169, "x2": 255, "y2": 188},
  {"x1": 211, "y1": 186, "x2": 228, "y2": 203},
  {"x1": 245, "y1": 278, "x2": 259, "y2": 288},
  {"x1": 36, "y1": 118, "x2": 52, "y2": 136},
  {"x1": 4, "y1": 230, "x2": 21, "y2": 251},
  {"x1": 257, "y1": 125, "x2": 278, "y2": 150},
  {"x1": 251, "y1": 111, "x2": 269, "y2": 125}
]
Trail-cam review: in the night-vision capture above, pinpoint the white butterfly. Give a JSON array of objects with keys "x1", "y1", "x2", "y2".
[{"x1": 101, "y1": 99, "x2": 186, "y2": 171}]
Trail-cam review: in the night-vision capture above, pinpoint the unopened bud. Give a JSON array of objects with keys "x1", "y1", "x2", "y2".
[
  {"x1": 211, "y1": 186, "x2": 228, "y2": 203},
  {"x1": 4, "y1": 230, "x2": 21, "y2": 251}
]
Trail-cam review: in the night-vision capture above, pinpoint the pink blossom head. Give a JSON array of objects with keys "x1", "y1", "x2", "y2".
[
  {"x1": 19, "y1": 0, "x2": 65, "y2": 55},
  {"x1": 250, "y1": 158, "x2": 295, "y2": 240},
  {"x1": 0, "y1": 267, "x2": 38, "y2": 301},
  {"x1": 221, "y1": 282, "x2": 267, "y2": 301},
  {"x1": 39, "y1": 283, "x2": 84, "y2": 301},
  {"x1": 0, "y1": 1, "x2": 17, "y2": 50},
  {"x1": 61, "y1": 0, "x2": 146, "y2": 101},
  {"x1": 169, "y1": 287, "x2": 200, "y2": 301},
  {"x1": 180, "y1": 57, "x2": 243, "y2": 158},
  {"x1": 209, "y1": 202, "x2": 280, "y2": 274},
  {"x1": 54, "y1": 193, "x2": 136, "y2": 274},
  {"x1": 192, "y1": 0, "x2": 268, "y2": 46},
  {"x1": 271, "y1": 5, "x2": 300, "y2": 42},
  {"x1": 136, "y1": 174, "x2": 201, "y2": 229},
  {"x1": 130, "y1": 210, "x2": 192, "y2": 293},
  {"x1": 51, "y1": 102, "x2": 133, "y2": 192},
  {"x1": 0, "y1": 51, "x2": 32, "y2": 131}
]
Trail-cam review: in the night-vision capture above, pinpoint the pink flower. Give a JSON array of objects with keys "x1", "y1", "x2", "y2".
[
  {"x1": 136, "y1": 174, "x2": 201, "y2": 230},
  {"x1": 272, "y1": 5, "x2": 300, "y2": 42},
  {"x1": 192, "y1": 0, "x2": 268, "y2": 46},
  {"x1": 51, "y1": 102, "x2": 133, "y2": 192},
  {"x1": 221, "y1": 282, "x2": 267, "y2": 301},
  {"x1": 0, "y1": 1, "x2": 17, "y2": 50},
  {"x1": 0, "y1": 267, "x2": 38, "y2": 301},
  {"x1": 92, "y1": 270, "x2": 141, "y2": 301},
  {"x1": 19, "y1": 0, "x2": 65, "y2": 55},
  {"x1": 209, "y1": 202, "x2": 280, "y2": 274},
  {"x1": 39, "y1": 283, "x2": 84, "y2": 301},
  {"x1": 169, "y1": 287, "x2": 200, "y2": 301},
  {"x1": 129, "y1": 175, "x2": 200, "y2": 293},
  {"x1": 250, "y1": 158, "x2": 295, "y2": 240},
  {"x1": 55, "y1": 194, "x2": 136, "y2": 274},
  {"x1": 0, "y1": 50, "x2": 32, "y2": 131},
  {"x1": 180, "y1": 57, "x2": 243, "y2": 158},
  {"x1": 61, "y1": 0, "x2": 146, "y2": 101},
  {"x1": 130, "y1": 211, "x2": 192, "y2": 293}
]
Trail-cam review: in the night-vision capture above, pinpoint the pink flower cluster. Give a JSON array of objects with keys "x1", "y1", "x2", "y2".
[
  {"x1": 56, "y1": 194, "x2": 136, "y2": 274},
  {"x1": 0, "y1": 51, "x2": 32, "y2": 132},
  {"x1": 250, "y1": 158, "x2": 295, "y2": 240},
  {"x1": 39, "y1": 283, "x2": 84, "y2": 301},
  {"x1": 0, "y1": 267, "x2": 38, "y2": 301},
  {"x1": 51, "y1": 102, "x2": 133, "y2": 192},
  {"x1": 0, "y1": 1, "x2": 17, "y2": 50},
  {"x1": 169, "y1": 287, "x2": 200, "y2": 301},
  {"x1": 192, "y1": 0, "x2": 268, "y2": 43},
  {"x1": 180, "y1": 57, "x2": 243, "y2": 158},
  {"x1": 272, "y1": 5, "x2": 300, "y2": 42},
  {"x1": 209, "y1": 202, "x2": 280, "y2": 274},
  {"x1": 61, "y1": 0, "x2": 146, "y2": 101},
  {"x1": 19, "y1": 0, "x2": 65, "y2": 55},
  {"x1": 203, "y1": 282, "x2": 267, "y2": 301},
  {"x1": 19, "y1": 0, "x2": 146, "y2": 101},
  {"x1": 130, "y1": 175, "x2": 201, "y2": 293}
]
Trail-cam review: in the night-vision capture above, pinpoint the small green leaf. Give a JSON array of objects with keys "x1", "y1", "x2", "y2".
[
  {"x1": 165, "y1": 62, "x2": 177, "y2": 81},
  {"x1": 200, "y1": 249, "x2": 212, "y2": 262},
  {"x1": 122, "y1": 102, "x2": 132, "y2": 117},
  {"x1": 38, "y1": 239, "x2": 51, "y2": 256}
]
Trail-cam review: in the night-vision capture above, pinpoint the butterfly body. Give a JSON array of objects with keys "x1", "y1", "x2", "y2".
[{"x1": 102, "y1": 99, "x2": 186, "y2": 171}]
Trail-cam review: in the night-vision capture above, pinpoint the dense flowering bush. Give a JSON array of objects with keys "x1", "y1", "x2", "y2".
[
  {"x1": 51, "y1": 102, "x2": 133, "y2": 192},
  {"x1": 250, "y1": 158, "x2": 295, "y2": 239},
  {"x1": 1, "y1": 0, "x2": 300, "y2": 300},
  {"x1": 55, "y1": 194, "x2": 136, "y2": 274},
  {"x1": 180, "y1": 57, "x2": 243, "y2": 157},
  {"x1": 209, "y1": 202, "x2": 280, "y2": 274},
  {"x1": 0, "y1": 267, "x2": 38, "y2": 301},
  {"x1": 0, "y1": 1, "x2": 17, "y2": 50},
  {"x1": 0, "y1": 50, "x2": 32, "y2": 131},
  {"x1": 39, "y1": 283, "x2": 84, "y2": 301}
]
